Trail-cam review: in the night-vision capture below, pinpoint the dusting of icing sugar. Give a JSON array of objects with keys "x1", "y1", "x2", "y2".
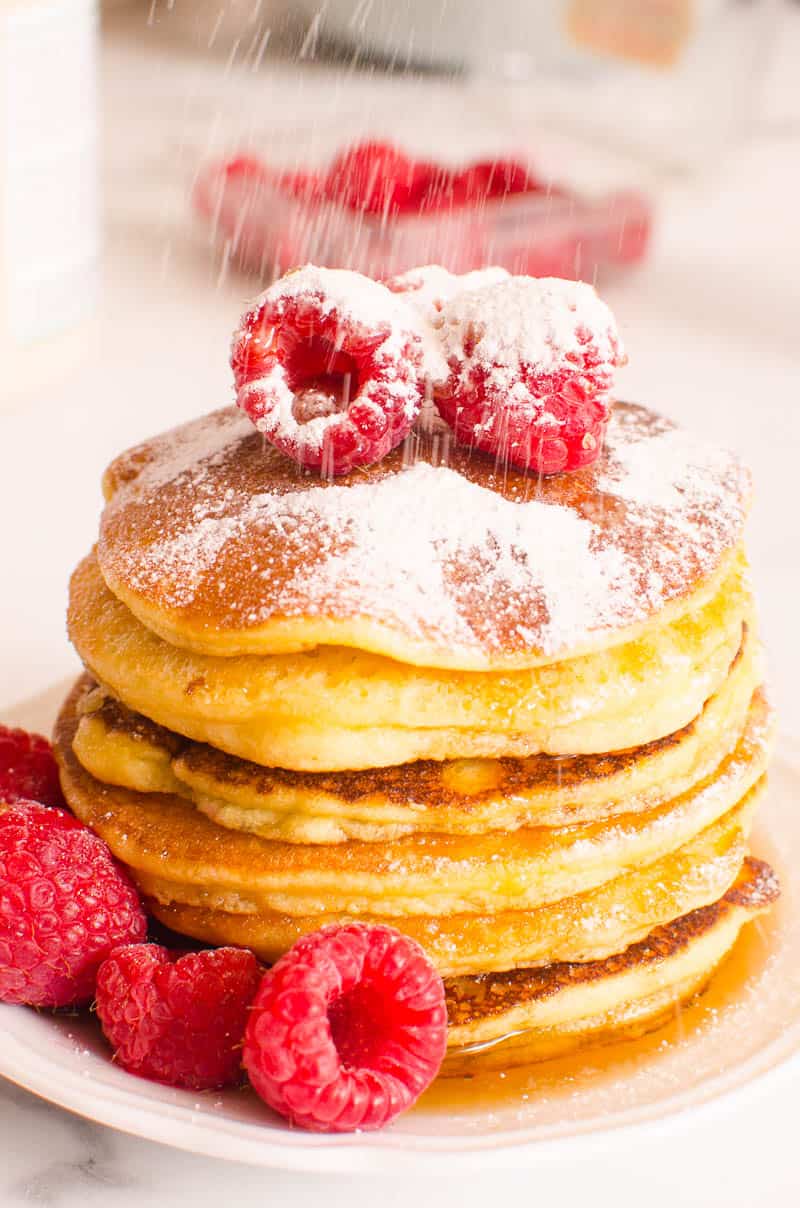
[
  {"x1": 264, "y1": 265, "x2": 418, "y2": 335},
  {"x1": 388, "y1": 265, "x2": 510, "y2": 311},
  {"x1": 273, "y1": 465, "x2": 637, "y2": 654},
  {"x1": 597, "y1": 413, "x2": 749, "y2": 519},
  {"x1": 106, "y1": 408, "x2": 250, "y2": 495},
  {"x1": 437, "y1": 276, "x2": 624, "y2": 389},
  {"x1": 130, "y1": 459, "x2": 636, "y2": 654},
  {"x1": 100, "y1": 403, "x2": 750, "y2": 661},
  {"x1": 387, "y1": 266, "x2": 511, "y2": 384}
]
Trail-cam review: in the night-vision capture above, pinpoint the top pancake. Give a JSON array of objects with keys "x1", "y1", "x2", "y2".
[{"x1": 98, "y1": 402, "x2": 750, "y2": 670}]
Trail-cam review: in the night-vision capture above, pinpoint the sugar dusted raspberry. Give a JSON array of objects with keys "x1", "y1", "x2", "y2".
[
  {"x1": 386, "y1": 265, "x2": 510, "y2": 310},
  {"x1": 325, "y1": 140, "x2": 417, "y2": 215},
  {"x1": 0, "y1": 725, "x2": 65, "y2": 808},
  {"x1": 435, "y1": 275, "x2": 626, "y2": 475},
  {"x1": 243, "y1": 924, "x2": 447, "y2": 1133},
  {"x1": 96, "y1": 944, "x2": 262, "y2": 1091},
  {"x1": 233, "y1": 265, "x2": 427, "y2": 475},
  {"x1": 0, "y1": 802, "x2": 147, "y2": 1007},
  {"x1": 385, "y1": 266, "x2": 511, "y2": 388}
]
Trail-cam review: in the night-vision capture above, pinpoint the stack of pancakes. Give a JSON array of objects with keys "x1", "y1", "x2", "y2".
[{"x1": 56, "y1": 401, "x2": 778, "y2": 1073}]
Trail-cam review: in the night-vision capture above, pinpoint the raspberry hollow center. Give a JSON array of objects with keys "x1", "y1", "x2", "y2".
[
  {"x1": 281, "y1": 333, "x2": 363, "y2": 423},
  {"x1": 328, "y1": 984, "x2": 392, "y2": 1070}
]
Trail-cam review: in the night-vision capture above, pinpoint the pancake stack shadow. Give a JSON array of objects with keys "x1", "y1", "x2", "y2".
[{"x1": 56, "y1": 403, "x2": 779, "y2": 1072}]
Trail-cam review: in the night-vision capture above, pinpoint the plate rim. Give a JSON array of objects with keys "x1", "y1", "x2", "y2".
[{"x1": 2, "y1": 1008, "x2": 800, "y2": 1173}]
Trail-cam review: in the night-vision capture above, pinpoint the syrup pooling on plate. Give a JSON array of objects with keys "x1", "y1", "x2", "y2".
[{"x1": 418, "y1": 823, "x2": 789, "y2": 1122}]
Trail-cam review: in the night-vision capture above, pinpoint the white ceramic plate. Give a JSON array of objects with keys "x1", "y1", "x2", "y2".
[{"x1": 1, "y1": 686, "x2": 799, "y2": 1173}]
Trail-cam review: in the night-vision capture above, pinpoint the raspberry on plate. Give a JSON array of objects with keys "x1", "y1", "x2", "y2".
[
  {"x1": 434, "y1": 275, "x2": 626, "y2": 475},
  {"x1": 243, "y1": 923, "x2": 447, "y2": 1133},
  {"x1": 0, "y1": 801, "x2": 146, "y2": 1007},
  {"x1": 96, "y1": 944, "x2": 262, "y2": 1091},
  {"x1": 0, "y1": 724, "x2": 66, "y2": 808},
  {"x1": 233, "y1": 265, "x2": 429, "y2": 475}
]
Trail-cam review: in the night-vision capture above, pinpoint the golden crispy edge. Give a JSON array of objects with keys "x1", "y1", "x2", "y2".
[
  {"x1": 73, "y1": 629, "x2": 747, "y2": 811},
  {"x1": 444, "y1": 857, "x2": 779, "y2": 1027}
]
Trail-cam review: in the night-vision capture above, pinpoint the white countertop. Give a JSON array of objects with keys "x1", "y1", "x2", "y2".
[{"x1": 1, "y1": 9, "x2": 799, "y2": 1205}]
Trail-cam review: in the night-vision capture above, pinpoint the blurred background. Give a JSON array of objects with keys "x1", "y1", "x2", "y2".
[{"x1": 1, "y1": 0, "x2": 798, "y2": 714}]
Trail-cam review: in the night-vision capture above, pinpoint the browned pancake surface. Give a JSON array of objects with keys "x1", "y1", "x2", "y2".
[
  {"x1": 97, "y1": 402, "x2": 750, "y2": 667},
  {"x1": 445, "y1": 857, "x2": 779, "y2": 1027},
  {"x1": 84, "y1": 656, "x2": 743, "y2": 813}
]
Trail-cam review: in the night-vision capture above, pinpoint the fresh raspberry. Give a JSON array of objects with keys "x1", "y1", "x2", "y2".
[
  {"x1": 96, "y1": 944, "x2": 262, "y2": 1091},
  {"x1": 451, "y1": 158, "x2": 538, "y2": 205},
  {"x1": 243, "y1": 924, "x2": 447, "y2": 1133},
  {"x1": 0, "y1": 725, "x2": 65, "y2": 808},
  {"x1": 221, "y1": 154, "x2": 270, "y2": 184},
  {"x1": 233, "y1": 265, "x2": 427, "y2": 475},
  {"x1": 400, "y1": 160, "x2": 443, "y2": 213},
  {"x1": 0, "y1": 802, "x2": 147, "y2": 1007},
  {"x1": 409, "y1": 164, "x2": 459, "y2": 214},
  {"x1": 435, "y1": 276, "x2": 626, "y2": 475},
  {"x1": 325, "y1": 141, "x2": 417, "y2": 215},
  {"x1": 275, "y1": 169, "x2": 326, "y2": 204}
]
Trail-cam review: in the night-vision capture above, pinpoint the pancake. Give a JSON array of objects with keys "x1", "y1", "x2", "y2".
[
  {"x1": 144, "y1": 793, "x2": 755, "y2": 975},
  {"x1": 96, "y1": 402, "x2": 751, "y2": 671},
  {"x1": 442, "y1": 857, "x2": 779, "y2": 1071},
  {"x1": 54, "y1": 677, "x2": 774, "y2": 920},
  {"x1": 68, "y1": 551, "x2": 751, "y2": 770},
  {"x1": 71, "y1": 636, "x2": 759, "y2": 843}
]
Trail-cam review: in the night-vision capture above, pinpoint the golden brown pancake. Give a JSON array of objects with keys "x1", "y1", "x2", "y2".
[
  {"x1": 144, "y1": 793, "x2": 755, "y2": 976},
  {"x1": 68, "y1": 550, "x2": 751, "y2": 770},
  {"x1": 442, "y1": 857, "x2": 779, "y2": 1070},
  {"x1": 96, "y1": 403, "x2": 751, "y2": 670},
  {"x1": 54, "y1": 676, "x2": 773, "y2": 923},
  {"x1": 70, "y1": 634, "x2": 758, "y2": 843}
]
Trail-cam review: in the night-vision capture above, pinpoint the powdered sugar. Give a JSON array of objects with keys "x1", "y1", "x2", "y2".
[
  {"x1": 99, "y1": 402, "x2": 750, "y2": 664},
  {"x1": 104, "y1": 408, "x2": 246, "y2": 496},
  {"x1": 387, "y1": 266, "x2": 511, "y2": 384},
  {"x1": 387, "y1": 265, "x2": 510, "y2": 312},
  {"x1": 437, "y1": 276, "x2": 624, "y2": 390},
  {"x1": 275, "y1": 465, "x2": 635, "y2": 653},
  {"x1": 595, "y1": 406, "x2": 751, "y2": 592},
  {"x1": 597, "y1": 412, "x2": 747, "y2": 519},
  {"x1": 264, "y1": 265, "x2": 418, "y2": 338}
]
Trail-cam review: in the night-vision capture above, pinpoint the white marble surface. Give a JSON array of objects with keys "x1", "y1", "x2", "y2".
[{"x1": 1, "y1": 8, "x2": 799, "y2": 1204}]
